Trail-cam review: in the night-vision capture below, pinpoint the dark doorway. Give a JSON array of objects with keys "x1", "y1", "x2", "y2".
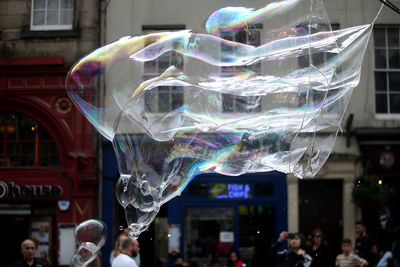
[
  {"x1": 299, "y1": 179, "x2": 343, "y2": 258},
  {"x1": 0, "y1": 215, "x2": 30, "y2": 266}
]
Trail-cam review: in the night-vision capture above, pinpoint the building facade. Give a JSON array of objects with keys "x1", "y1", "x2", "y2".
[
  {"x1": 0, "y1": 0, "x2": 100, "y2": 266},
  {"x1": 100, "y1": 0, "x2": 400, "y2": 266}
]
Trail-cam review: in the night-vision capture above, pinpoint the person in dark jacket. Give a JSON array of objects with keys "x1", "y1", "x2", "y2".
[
  {"x1": 270, "y1": 231, "x2": 313, "y2": 267},
  {"x1": 11, "y1": 239, "x2": 50, "y2": 267},
  {"x1": 307, "y1": 228, "x2": 332, "y2": 267},
  {"x1": 355, "y1": 221, "x2": 378, "y2": 266}
]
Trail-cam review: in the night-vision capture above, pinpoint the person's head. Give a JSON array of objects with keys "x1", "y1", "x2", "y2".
[
  {"x1": 341, "y1": 239, "x2": 352, "y2": 255},
  {"x1": 209, "y1": 258, "x2": 220, "y2": 267},
  {"x1": 380, "y1": 214, "x2": 389, "y2": 228},
  {"x1": 355, "y1": 221, "x2": 366, "y2": 237},
  {"x1": 114, "y1": 234, "x2": 129, "y2": 256},
  {"x1": 311, "y1": 228, "x2": 324, "y2": 246},
  {"x1": 21, "y1": 239, "x2": 37, "y2": 262},
  {"x1": 289, "y1": 233, "x2": 306, "y2": 250},
  {"x1": 120, "y1": 237, "x2": 134, "y2": 255},
  {"x1": 230, "y1": 251, "x2": 239, "y2": 262},
  {"x1": 131, "y1": 239, "x2": 140, "y2": 257},
  {"x1": 174, "y1": 257, "x2": 184, "y2": 267}
]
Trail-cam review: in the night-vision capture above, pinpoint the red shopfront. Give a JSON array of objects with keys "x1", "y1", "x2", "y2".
[{"x1": 0, "y1": 57, "x2": 98, "y2": 266}]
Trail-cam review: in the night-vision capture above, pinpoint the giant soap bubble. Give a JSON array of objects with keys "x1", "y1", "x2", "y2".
[{"x1": 67, "y1": 0, "x2": 384, "y2": 238}]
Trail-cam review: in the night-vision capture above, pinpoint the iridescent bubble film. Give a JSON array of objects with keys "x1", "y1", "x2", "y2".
[
  {"x1": 66, "y1": 0, "x2": 383, "y2": 238},
  {"x1": 71, "y1": 220, "x2": 107, "y2": 267}
]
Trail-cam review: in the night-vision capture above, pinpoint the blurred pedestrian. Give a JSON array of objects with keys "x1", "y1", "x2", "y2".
[
  {"x1": 110, "y1": 233, "x2": 130, "y2": 264},
  {"x1": 111, "y1": 238, "x2": 140, "y2": 267},
  {"x1": 110, "y1": 230, "x2": 141, "y2": 266},
  {"x1": 307, "y1": 228, "x2": 332, "y2": 267},
  {"x1": 270, "y1": 231, "x2": 313, "y2": 267},
  {"x1": 173, "y1": 257, "x2": 188, "y2": 267},
  {"x1": 209, "y1": 257, "x2": 221, "y2": 267},
  {"x1": 355, "y1": 221, "x2": 378, "y2": 265},
  {"x1": 228, "y1": 251, "x2": 243, "y2": 267},
  {"x1": 11, "y1": 239, "x2": 51, "y2": 267},
  {"x1": 376, "y1": 214, "x2": 393, "y2": 257},
  {"x1": 335, "y1": 239, "x2": 368, "y2": 267}
]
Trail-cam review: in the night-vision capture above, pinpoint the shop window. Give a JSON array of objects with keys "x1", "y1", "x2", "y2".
[
  {"x1": 374, "y1": 25, "x2": 400, "y2": 117},
  {"x1": 30, "y1": 0, "x2": 73, "y2": 31},
  {"x1": 188, "y1": 182, "x2": 208, "y2": 198},
  {"x1": 0, "y1": 111, "x2": 59, "y2": 167},
  {"x1": 142, "y1": 25, "x2": 185, "y2": 113},
  {"x1": 185, "y1": 207, "x2": 234, "y2": 266},
  {"x1": 221, "y1": 25, "x2": 262, "y2": 113},
  {"x1": 255, "y1": 182, "x2": 274, "y2": 197}
]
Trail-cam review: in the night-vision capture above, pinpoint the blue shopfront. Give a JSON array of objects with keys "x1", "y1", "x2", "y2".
[{"x1": 102, "y1": 141, "x2": 288, "y2": 267}]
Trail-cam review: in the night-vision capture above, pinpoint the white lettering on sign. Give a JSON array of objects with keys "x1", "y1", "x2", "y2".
[{"x1": 0, "y1": 181, "x2": 63, "y2": 200}]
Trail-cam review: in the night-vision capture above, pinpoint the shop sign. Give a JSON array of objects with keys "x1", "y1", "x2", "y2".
[
  {"x1": 0, "y1": 181, "x2": 63, "y2": 200},
  {"x1": 210, "y1": 183, "x2": 252, "y2": 199},
  {"x1": 379, "y1": 151, "x2": 395, "y2": 169}
]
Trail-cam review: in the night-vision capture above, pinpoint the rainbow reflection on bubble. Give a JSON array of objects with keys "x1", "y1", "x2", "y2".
[{"x1": 66, "y1": 0, "x2": 383, "y2": 238}]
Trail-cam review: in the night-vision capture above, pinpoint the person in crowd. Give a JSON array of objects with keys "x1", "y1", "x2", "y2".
[
  {"x1": 306, "y1": 228, "x2": 332, "y2": 267},
  {"x1": 209, "y1": 257, "x2": 221, "y2": 267},
  {"x1": 173, "y1": 257, "x2": 188, "y2": 267},
  {"x1": 110, "y1": 230, "x2": 141, "y2": 266},
  {"x1": 376, "y1": 214, "x2": 394, "y2": 267},
  {"x1": 377, "y1": 214, "x2": 393, "y2": 255},
  {"x1": 392, "y1": 225, "x2": 400, "y2": 267},
  {"x1": 270, "y1": 231, "x2": 313, "y2": 267},
  {"x1": 336, "y1": 239, "x2": 368, "y2": 267},
  {"x1": 11, "y1": 239, "x2": 51, "y2": 267},
  {"x1": 355, "y1": 221, "x2": 378, "y2": 265},
  {"x1": 379, "y1": 224, "x2": 400, "y2": 267},
  {"x1": 110, "y1": 233, "x2": 130, "y2": 264},
  {"x1": 111, "y1": 238, "x2": 140, "y2": 267},
  {"x1": 228, "y1": 251, "x2": 244, "y2": 267}
]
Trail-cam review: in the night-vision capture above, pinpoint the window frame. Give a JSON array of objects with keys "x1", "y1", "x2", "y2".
[
  {"x1": 220, "y1": 24, "x2": 263, "y2": 114},
  {"x1": 30, "y1": 0, "x2": 73, "y2": 31},
  {"x1": 374, "y1": 25, "x2": 400, "y2": 119},
  {"x1": 0, "y1": 111, "x2": 60, "y2": 168},
  {"x1": 141, "y1": 25, "x2": 186, "y2": 114},
  {"x1": 295, "y1": 23, "x2": 343, "y2": 121}
]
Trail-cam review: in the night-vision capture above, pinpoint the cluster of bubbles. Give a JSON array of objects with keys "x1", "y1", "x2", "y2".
[
  {"x1": 71, "y1": 220, "x2": 107, "y2": 267},
  {"x1": 66, "y1": 0, "x2": 383, "y2": 238}
]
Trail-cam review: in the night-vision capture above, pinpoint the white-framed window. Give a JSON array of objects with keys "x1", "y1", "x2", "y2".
[
  {"x1": 30, "y1": 0, "x2": 73, "y2": 31},
  {"x1": 220, "y1": 25, "x2": 262, "y2": 113},
  {"x1": 374, "y1": 25, "x2": 400, "y2": 118},
  {"x1": 297, "y1": 24, "x2": 342, "y2": 117},
  {"x1": 142, "y1": 25, "x2": 185, "y2": 113}
]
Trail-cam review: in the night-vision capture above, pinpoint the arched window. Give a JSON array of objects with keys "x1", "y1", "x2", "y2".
[{"x1": 0, "y1": 111, "x2": 60, "y2": 167}]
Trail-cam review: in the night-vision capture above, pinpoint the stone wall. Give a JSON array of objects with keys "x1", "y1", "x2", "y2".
[{"x1": 0, "y1": 0, "x2": 99, "y2": 66}]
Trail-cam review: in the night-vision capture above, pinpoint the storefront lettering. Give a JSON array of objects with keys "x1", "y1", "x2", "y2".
[
  {"x1": 215, "y1": 183, "x2": 251, "y2": 199},
  {"x1": 0, "y1": 181, "x2": 63, "y2": 199},
  {"x1": 227, "y1": 184, "x2": 250, "y2": 199},
  {"x1": 0, "y1": 181, "x2": 8, "y2": 199}
]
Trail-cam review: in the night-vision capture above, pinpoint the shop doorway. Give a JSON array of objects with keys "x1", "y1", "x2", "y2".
[
  {"x1": 0, "y1": 203, "x2": 56, "y2": 266},
  {"x1": 0, "y1": 214, "x2": 30, "y2": 266},
  {"x1": 184, "y1": 205, "x2": 275, "y2": 267},
  {"x1": 299, "y1": 179, "x2": 343, "y2": 257}
]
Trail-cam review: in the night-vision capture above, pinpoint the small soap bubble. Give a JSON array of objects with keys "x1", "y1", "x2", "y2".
[
  {"x1": 70, "y1": 220, "x2": 107, "y2": 267},
  {"x1": 119, "y1": 225, "x2": 124, "y2": 231}
]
